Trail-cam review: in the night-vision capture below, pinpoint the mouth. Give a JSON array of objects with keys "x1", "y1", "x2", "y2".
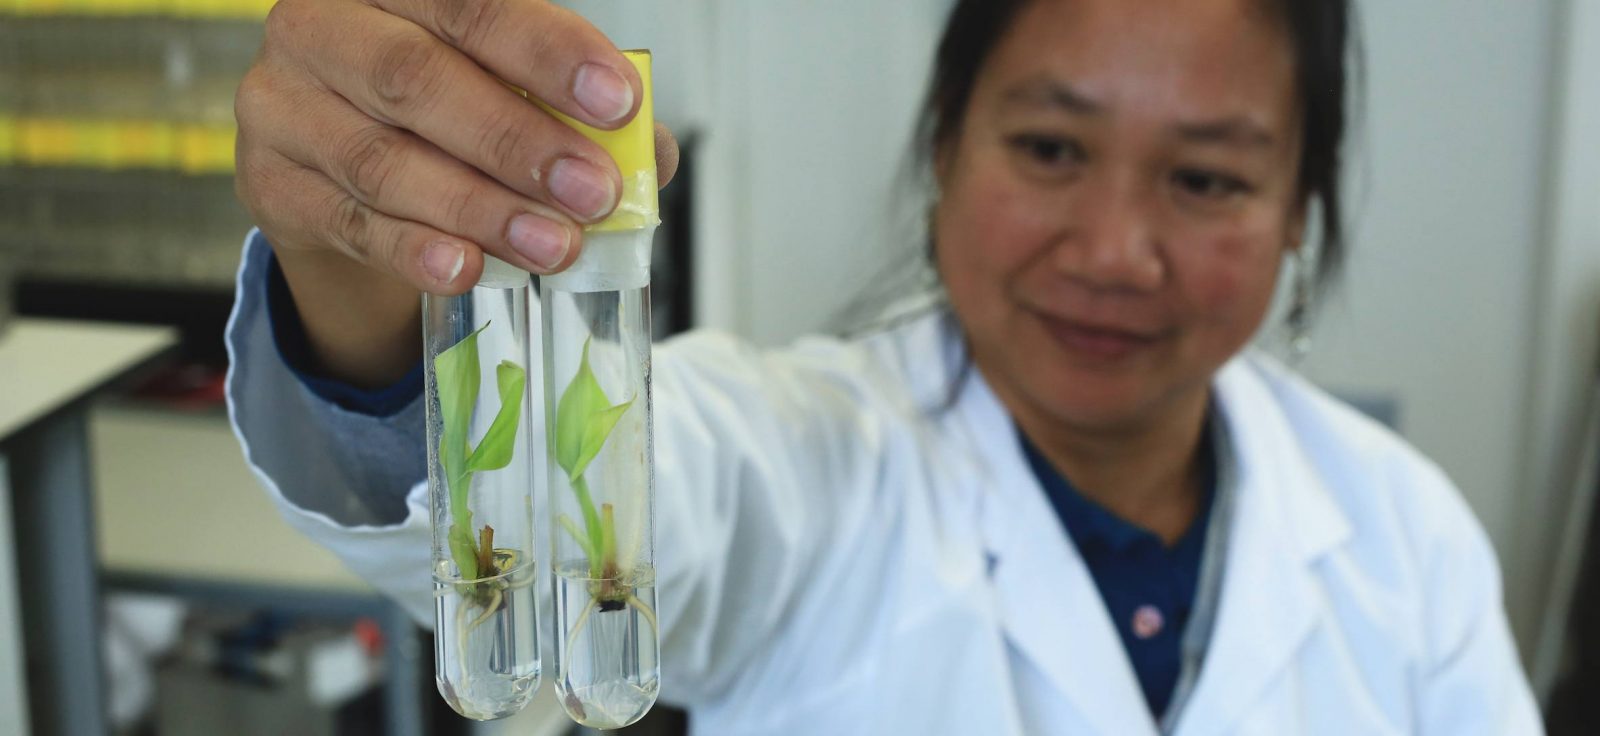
[{"x1": 1032, "y1": 312, "x2": 1165, "y2": 362}]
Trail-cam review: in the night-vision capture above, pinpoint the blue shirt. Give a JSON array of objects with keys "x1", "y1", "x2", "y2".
[{"x1": 1018, "y1": 427, "x2": 1215, "y2": 719}]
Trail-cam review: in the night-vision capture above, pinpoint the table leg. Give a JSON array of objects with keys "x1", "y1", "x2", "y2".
[
  {"x1": 6, "y1": 408, "x2": 108, "y2": 736},
  {"x1": 384, "y1": 606, "x2": 426, "y2": 736},
  {"x1": 0, "y1": 454, "x2": 33, "y2": 735}
]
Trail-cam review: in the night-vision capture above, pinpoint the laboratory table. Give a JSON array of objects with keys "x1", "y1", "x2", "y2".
[
  {"x1": 0, "y1": 318, "x2": 177, "y2": 736},
  {"x1": 91, "y1": 404, "x2": 435, "y2": 736}
]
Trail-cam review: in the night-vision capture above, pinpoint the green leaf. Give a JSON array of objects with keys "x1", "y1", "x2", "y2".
[
  {"x1": 435, "y1": 322, "x2": 487, "y2": 523},
  {"x1": 577, "y1": 399, "x2": 634, "y2": 479},
  {"x1": 554, "y1": 338, "x2": 603, "y2": 477},
  {"x1": 448, "y1": 522, "x2": 479, "y2": 580},
  {"x1": 554, "y1": 338, "x2": 635, "y2": 481},
  {"x1": 466, "y1": 360, "x2": 526, "y2": 473}
]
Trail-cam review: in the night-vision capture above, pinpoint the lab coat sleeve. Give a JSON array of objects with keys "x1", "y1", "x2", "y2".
[
  {"x1": 1409, "y1": 460, "x2": 1543, "y2": 735},
  {"x1": 225, "y1": 229, "x2": 436, "y2": 622}
]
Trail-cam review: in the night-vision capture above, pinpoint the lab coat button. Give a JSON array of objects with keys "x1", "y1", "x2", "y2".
[{"x1": 1132, "y1": 605, "x2": 1164, "y2": 639}]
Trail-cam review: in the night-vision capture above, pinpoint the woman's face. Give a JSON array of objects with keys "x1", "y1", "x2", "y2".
[{"x1": 936, "y1": 0, "x2": 1305, "y2": 433}]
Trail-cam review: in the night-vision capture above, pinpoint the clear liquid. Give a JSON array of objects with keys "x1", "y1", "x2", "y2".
[
  {"x1": 434, "y1": 556, "x2": 541, "y2": 720},
  {"x1": 553, "y1": 562, "x2": 660, "y2": 730}
]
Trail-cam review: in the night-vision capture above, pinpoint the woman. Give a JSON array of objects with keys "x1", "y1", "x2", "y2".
[{"x1": 228, "y1": 0, "x2": 1541, "y2": 732}]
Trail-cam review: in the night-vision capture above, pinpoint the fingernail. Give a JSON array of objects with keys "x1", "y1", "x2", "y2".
[
  {"x1": 507, "y1": 214, "x2": 571, "y2": 270},
  {"x1": 573, "y1": 63, "x2": 634, "y2": 123},
  {"x1": 547, "y1": 158, "x2": 616, "y2": 220},
  {"x1": 422, "y1": 241, "x2": 464, "y2": 284}
]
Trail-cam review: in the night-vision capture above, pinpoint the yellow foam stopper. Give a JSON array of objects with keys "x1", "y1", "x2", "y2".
[{"x1": 535, "y1": 50, "x2": 659, "y2": 233}]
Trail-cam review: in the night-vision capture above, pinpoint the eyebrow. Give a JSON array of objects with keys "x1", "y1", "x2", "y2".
[
  {"x1": 1175, "y1": 118, "x2": 1277, "y2": 149},
  {"x1": 1002, "y1": 78, "x2": 1103, "y2": 115},
  {"x1": 1001, "y1": 78, "x2": 1279, "y2": 149}
]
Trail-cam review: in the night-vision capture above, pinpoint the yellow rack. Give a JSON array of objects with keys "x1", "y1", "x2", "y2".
[
  {"x1": 1, "y1": 0, "x2": 275, "y2": 20},
  {"x1": 0, "y1": 116, "x2": 236, "y2": 174}
]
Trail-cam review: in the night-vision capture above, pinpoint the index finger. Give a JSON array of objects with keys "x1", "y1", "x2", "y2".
[{"x1": 370, "y1": 0, "x2": 642, "y2": 130}]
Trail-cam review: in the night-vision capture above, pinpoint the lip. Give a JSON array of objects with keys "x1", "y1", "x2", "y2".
[{"x1": 1033, "y1": 312, "x2": 1165, "y2": 361}]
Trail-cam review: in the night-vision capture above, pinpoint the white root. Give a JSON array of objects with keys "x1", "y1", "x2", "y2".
[
  {"x1": 562, "y1": 598, "x2": 599, "y2": 680},
  {"x1": 627, "y1": 595, "x2": 659, "y2": 637}
]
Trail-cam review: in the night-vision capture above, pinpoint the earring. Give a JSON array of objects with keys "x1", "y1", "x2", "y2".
[{"x1": 1287, "y1": 248, "x2": 1315, "y2": 362}]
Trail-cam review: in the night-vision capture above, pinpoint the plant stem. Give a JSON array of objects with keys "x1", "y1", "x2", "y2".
[
  {"x1": 571, "y1": 474, "x2": 606, "y2": 578},
  {"x1": 559, "y1": 514, "x2": 599, "y2": 562},
  {"x1": 475, "y1": 525, "x2": 495, "y2": 579},
  {"x1": 448, "y1": 521, "x2": 480, "y2": 581},
  {"x1": 600, "y1": 504, "x2": 618, "y2": 573}
]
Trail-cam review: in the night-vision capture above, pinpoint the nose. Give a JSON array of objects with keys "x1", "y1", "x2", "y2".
[{"x1": 1053, "y1": 173, "x2": 1165, "y2": 292}]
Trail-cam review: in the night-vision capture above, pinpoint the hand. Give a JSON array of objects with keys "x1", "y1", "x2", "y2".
[
  {"x1": 232, "y1": 0, "x2": 678, "y2": 387},
  {"x1": 235, "y1": 0, "x2": 680, "y2": 295}
]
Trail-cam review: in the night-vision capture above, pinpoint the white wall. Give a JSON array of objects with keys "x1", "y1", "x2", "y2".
[{"x1": 730, "y1": 2, "x2": 951, "y2": 344}]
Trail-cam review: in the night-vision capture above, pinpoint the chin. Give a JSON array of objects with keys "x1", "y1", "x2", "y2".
[{"x1": 1039, "y1": 380, "x2": 1157, "y2": 430}]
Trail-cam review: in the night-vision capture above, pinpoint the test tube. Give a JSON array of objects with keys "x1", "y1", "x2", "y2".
[
  {"x1": 424, "y1": 256, "x2": 541, "y2": 720},
  {"x1": 542, "y1": 50, "x2": 661, "y2": 730}
]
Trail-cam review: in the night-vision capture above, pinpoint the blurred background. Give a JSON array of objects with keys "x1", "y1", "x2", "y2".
[{"x1": 0, "y1": 0, "x2": 1597, "y2": 734}]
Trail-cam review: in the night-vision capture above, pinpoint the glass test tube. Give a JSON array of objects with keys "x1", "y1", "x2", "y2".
[
  {"x1": 424, "y1": 257, "x2": 542, "y2": 720},
  {"x1": 543, "y1": 49, "x2": 661, "y2": 730}
]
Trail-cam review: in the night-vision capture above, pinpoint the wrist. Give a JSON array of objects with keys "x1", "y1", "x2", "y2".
[{"x1": 270, "y1": 241, "x2": 423, "y2": 389}]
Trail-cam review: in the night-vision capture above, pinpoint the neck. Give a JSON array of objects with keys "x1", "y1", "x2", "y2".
[{"x1": 1001, "y1": 379, "x2": 1212, "y2": 547}]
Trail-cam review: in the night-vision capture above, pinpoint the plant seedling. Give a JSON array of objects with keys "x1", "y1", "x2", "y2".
[
  {"x1": 554, "y1": 338, "x2": 658, "y2": 648},
  {"x1": 435, "y1": 322, "x2": 526, "y2": 610}
]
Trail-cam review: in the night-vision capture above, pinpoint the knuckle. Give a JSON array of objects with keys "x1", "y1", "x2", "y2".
[
  {"x1": 474, "y1": 105, "x2": 526, "y2": 170},
  {"x1": 433, "y1": 0, "x2": 501, "y2": 49},
  {"x1": 232, "y1": 160, "x2": 259, "y2": 219},
  {"x1": 261, "y1": 0, "x2": 304, "y2": 48},
  {"x1": 438, "y1": 183, "x2": 480, "y2": 236},
  {"x1": 370, "y1": 33, "x2": 448, "y2": 112},
  {"x1": 339, "y1": 126, "x2": 406, "y2": 204},
  {"x1": 329, "y1": 194, "x2": 374, "y2": 257},
  {"x1": 518, "y1": 28, "x2": 556, "y2": 73},
  {"x1": 234, "y1": 148, "x2": 295, "y2": 227},
  {"x1": 232, "y1": 145, "x2": 267, "y2": 207},
  {"x1": 232, "y1": 67, "x2": 270, "y2": 132}
]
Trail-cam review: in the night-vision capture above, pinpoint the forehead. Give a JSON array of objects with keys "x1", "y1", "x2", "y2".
[{"x1": 980, "y1": 0, "x2": 1299, "y2": 129}]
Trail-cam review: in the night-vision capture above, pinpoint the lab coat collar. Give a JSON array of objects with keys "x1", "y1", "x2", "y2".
[
  {"x1": 954, "y1": 354, "x2": 1352, "y2": 735},
  {"x1": 1172, "y1": 358, "x2": 1353, "y2": 736}
]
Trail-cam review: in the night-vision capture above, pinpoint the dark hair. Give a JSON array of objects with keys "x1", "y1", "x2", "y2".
[{"x1": 918, "y1": 0, "x2": 1355, "y2": 294}]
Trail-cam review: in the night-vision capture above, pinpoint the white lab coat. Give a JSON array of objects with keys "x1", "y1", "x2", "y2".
[{"x1": 225, "y1": 242, "x2": 1541, "y2": 734}]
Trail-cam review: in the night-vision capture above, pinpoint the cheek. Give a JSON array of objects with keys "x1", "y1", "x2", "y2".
[
  {"x1": 1171, "y1": 227, "x2": 1284, "y2": 335},
  {"x1": 936, "y1": 158, "x2": 1057, "y2": 300}
]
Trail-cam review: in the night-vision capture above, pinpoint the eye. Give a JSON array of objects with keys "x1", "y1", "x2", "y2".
[
  {"x1": 1006, "y1": 133, "x2": 1084, "y2": 171},
  {"x1": 1171, "y1": 168, "x2": 1254, "y2": 201}
]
